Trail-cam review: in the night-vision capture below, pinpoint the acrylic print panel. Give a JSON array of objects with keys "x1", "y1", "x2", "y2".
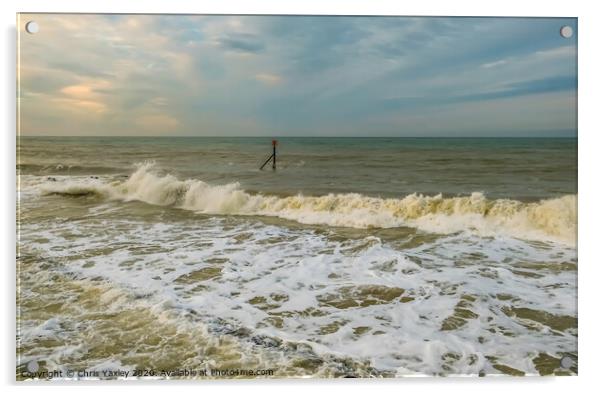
[{"x1": 16, "y1": 14, "x2": 577, "y2": 379}]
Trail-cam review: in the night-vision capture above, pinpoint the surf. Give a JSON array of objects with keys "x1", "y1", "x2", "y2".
[{"x1": 34, "y1": 163, "x2": 577, "y2": 245}]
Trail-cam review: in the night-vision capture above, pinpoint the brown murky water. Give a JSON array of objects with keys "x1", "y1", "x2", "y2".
[{"x1": 17, "y1": 137, "x2": 577, "y2": 378}]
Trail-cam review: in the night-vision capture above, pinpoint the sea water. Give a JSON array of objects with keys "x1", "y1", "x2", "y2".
[{"x1": 17, "y1": 137, "x2": 577, "y2": 377}]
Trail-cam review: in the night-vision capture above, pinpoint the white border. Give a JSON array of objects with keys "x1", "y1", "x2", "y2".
[
  {"x1": 2, "y1": 0, "x2": 588, "y2": 17},
  {"x1": 2, "y1": 1, "x2": 601, "y2": 394}
]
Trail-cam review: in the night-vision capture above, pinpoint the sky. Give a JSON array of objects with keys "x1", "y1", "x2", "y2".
[{"x1": 18, "y1": 14, "x2": 577, "y2": 137}]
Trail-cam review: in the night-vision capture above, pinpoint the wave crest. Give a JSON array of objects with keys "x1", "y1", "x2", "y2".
[{"x1": 37, "y1": 163, "x2": 577, "y2": 245}]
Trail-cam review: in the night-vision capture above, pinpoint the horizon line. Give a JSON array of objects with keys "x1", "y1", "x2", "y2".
[{"x1": 18, "y1": 135, "x2": 578, "y2": 139}]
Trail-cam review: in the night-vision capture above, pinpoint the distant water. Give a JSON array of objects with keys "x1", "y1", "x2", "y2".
[{"x1": 17, "y1": 137, "x2": 577, "y2": 377}]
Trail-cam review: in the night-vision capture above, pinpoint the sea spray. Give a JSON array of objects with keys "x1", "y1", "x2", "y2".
[{"x1": 36, "y1": 163, "x2": 577, "y2": 245}]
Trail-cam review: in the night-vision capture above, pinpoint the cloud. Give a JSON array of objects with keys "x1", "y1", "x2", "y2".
[
  {"x1": 255, "y1": 73, "x2": 282, "y2": 85},
  {"x1": 134, "y1": 114, "x2": 180, "y2": 133},
  {"x1": 380, "y1": 75, "x2": 576, "y2": 109},
  {"x1": 463, "y1": 76, "x2": 576, "y2": 101},
  {"x1": 535, "y1": 45, "x2": 576, "y2": 58},
  {"x1": 481, "y1": 59, "x2": 508, "y2": 68},
  {"x1": 50, "y1": 97, "x2": 107, "y2": 114},
  {"x1": 60, "y1": 79, "x2": 111, "y2": 98},
  {"x1": 17, "y1": 14, "x2": 577, "y2": 137},
  {"x1": 61, "y1": 84, "x2": 94, "y2": 98},
  {"x1": 216, "y1": 32, "x2": 264, "y2": 53}
]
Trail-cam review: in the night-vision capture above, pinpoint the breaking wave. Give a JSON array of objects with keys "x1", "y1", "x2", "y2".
[{"x1": 36, "y1": 163, "x2": 577, "y2": 245}]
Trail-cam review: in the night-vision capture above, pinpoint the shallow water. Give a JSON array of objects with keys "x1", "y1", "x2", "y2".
[{"x1": 17, "y1": 137, "x2": 577, "y2": 378}]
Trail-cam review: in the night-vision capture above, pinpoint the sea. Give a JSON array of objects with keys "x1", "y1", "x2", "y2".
[{"x1": 16, "y1": 136, "x2": 578, "y2": 378}]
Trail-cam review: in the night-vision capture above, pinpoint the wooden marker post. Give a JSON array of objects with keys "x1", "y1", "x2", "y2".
[
  {"x1": 272, "y1": 139, "x2": 277, "y2": 170},
  {"x1": 259, "y1": 139, "x2": 278, "y2": 170}
]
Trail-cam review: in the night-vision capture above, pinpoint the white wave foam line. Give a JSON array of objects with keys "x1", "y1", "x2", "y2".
[{"x1": 37, "y1": 163, "x2": 577, "y2": 245}]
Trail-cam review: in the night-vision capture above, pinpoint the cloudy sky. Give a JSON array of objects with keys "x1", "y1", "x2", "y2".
[{"x1": 18, "y1": 14, "x2": 577, "y2": 137}]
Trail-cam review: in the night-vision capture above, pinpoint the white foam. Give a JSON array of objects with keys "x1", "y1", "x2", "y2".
[
  {"x1": 19, "y1": 212, "x2": 577, "y2": 375},
  {"x1": 31, "y1": 164, "x2": 577, "y2": 245}
]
